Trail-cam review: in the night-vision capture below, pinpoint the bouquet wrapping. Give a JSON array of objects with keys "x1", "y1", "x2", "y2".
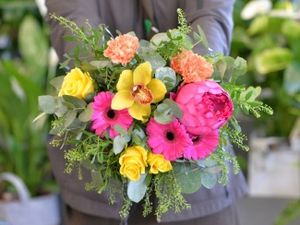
[{"x1": 36, "y1": 9, "x2": 272, "y2": 221}]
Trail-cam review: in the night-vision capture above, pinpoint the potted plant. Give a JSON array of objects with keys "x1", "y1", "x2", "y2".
[{"x1": 0, "y1": 3, "x2": 60, "y2": 224}]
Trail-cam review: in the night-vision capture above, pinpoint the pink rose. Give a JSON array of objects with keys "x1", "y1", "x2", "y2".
[{"x1": 175, "y1": 80, "x2": 233, "y2": 135}]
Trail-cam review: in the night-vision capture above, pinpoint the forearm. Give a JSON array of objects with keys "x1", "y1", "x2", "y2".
[
  {"x1": 181, "y1": 0, "x2": 235, "y2": 55},
  {"x1": 46, "y1": 0, "x2": 102, "y2": 60}
]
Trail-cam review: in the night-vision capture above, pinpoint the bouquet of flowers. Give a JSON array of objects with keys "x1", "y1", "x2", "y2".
[{"x1": 37, "y1": 9, "x2": 272, "y2": 221}]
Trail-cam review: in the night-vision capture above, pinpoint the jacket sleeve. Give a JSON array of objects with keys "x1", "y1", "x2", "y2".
[
  {"x1": 181, "y1": 0, "x2": 235, "y2": 55},
  {"x1": 45, "y1": 0, "x2": 102, "y2": 60}
]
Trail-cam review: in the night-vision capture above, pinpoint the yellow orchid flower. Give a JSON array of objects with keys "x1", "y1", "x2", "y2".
[{"x1": 111, "y1": 62, "x2": 167, "y2": 121}]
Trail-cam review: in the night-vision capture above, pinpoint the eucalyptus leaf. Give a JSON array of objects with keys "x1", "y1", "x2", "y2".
[
  {"x1": 173, "y1": 162, "x2": 202, "y2": 194},
  {"x1": 127, "y1": 174, "x2": 147, "y2": 203},
  {"x1": 50, "y1": 76, "x2": 64, "y2": 90},
  {"x1": 78, "y1": 103, "x2": 93, "y2": 122},
  {"x1": 154, "y1": 103, "x2": 173, "y2": 124},
  {"x1": 55, "y1": 98, "x2": 68, "y2": 117},
  {"x1": 62, "y1": 95, "x2": 87, "y2": 109},
  {"x1": 197, "y1": 158, "x2": 218, "y2": 168},
  {"x1": 200, "y1": 171, "x2": 218, "y2": 189},
  {"x1": 139, "y1": 51, "x2": 166, "y2": 70},
  {"x1": 113, "y1": 135, "x2": 127, "y2": 154},
  {"x1": 155, "y1": 67, "x2": 177, "y2": 91},
  {"x1": 132, "y1": 127, "x2": 146, "y2": 146},
  {"x1": 150, "y1": 33, "x2": 169, "y2": 48},
  {"x1": 163, "y1": 99, "x2": 183, "y2": 119},
  {"x1": 38, "y1": 95, "x2": 57, "y2": 114},
  {"x1": 64, "y1": 110, "x2": 77, "y2": 128}
]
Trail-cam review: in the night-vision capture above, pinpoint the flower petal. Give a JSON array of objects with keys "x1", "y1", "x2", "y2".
[
  {"x1": 133, "y1": 62, "x2": 152, "y2": 85},
  {"x1": 128, "y1": 102, "x2": 151, "y2": 121},
  {"x1": 117, "y1": 70, "x2": 133, "y2": 91},
  {"x1": 111, "y1": 90, "x2": 134, "y2": 110},
  {"x1": 147, "y1": 78, "x2": 167, "y2": 103}
]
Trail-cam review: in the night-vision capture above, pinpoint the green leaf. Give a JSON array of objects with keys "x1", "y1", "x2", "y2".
[
  {"x1": 282, "y1": 20, "x2": 300, "y2": 40},
  {"x1": 64, "y1": 110, "x2": 77, "y2": 128},
  {"x1": 248, "y1": 15, "x2": 269, "y2": 36},
  {"x1": 200, "y1": 171, "x2": 218, "y2": 189},
  {"x1": 127, "y1": 174, "x2": 147, "y2": 203},
  {"x1": 139, "y1": 51, "x2": 166, "y2": 70},
  {"x1": 62, "y1": 95, "x2": 87, "y2": 109},
  {"x1": 89, "y1": 60, "x2": 111, "y2": 69},
  {"x1": 154, "y1": 99, "x2": 183, "y2": 124},
  {"x1": 78, "y1": 103, "x2": 93, "y2": 122},
  {"x1": 113, "y1": 135, "x2": 128, "y2": 154},
  {"x1": 38, "y1": 95, "x2": 57, "y2": 114},
  {"x1": 150, "y1": 33, "x2": 169, "y2": 48},
  {"x1": 283, "y1": 62, "x2": 300, "y2": 95},
  {"x1": 173, "y1": 162, "x2": 202, "y2": 194},
  {"x1": 193, "y1": 25, "x2": 209, "y2": 49},
  {"x1": 163, "y1": 99, "x2": 183, "y2": 119},
  {"x1": 197, "y1": 158, "x2": 218, "y2": 168},
  {"x1": 240, "y1": 87, "x2": 261, "y2": 101},
  {"x1": 18, "y1": 15, "x2": 48, "y2": 84},
  {"x1": 255, "y1": 47, "x2": 293, "y2": 74},
  {"x1": 55, "y1": 98, "x2": 68, "y2": 117},
  {"x1": 155, "y1": 67, "x2": 177, "y2": 91},
  {"x1": 132, "y1": 127, "x2": 146, "y2": 146},
  {"x1": 50, "y1": 76, "x2": 65, "y2": 90},
  {"x1": 154, "y1": 103, "x2": 173, "y2": 124},
  {"x1": 232, "y1": 57, "x2": 247, "y2": 79}
]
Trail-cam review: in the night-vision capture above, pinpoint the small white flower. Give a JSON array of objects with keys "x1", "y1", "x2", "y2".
[{"x1": 241, "y1": 0, "x2": 272, "y2": 20}]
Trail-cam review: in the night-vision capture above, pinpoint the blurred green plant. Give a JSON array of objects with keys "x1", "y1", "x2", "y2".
[
  {"x1": 0, "y1": 11, "x2": 55, "y2": 196},
  {"x1": 232, "y1": 0, "x2": 300, "y2": 137}
]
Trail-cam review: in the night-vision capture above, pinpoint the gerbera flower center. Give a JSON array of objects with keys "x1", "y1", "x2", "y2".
[
  {"x1": 131, "y1": 84, "x2": 153, "y2": 105},
  {"x1": 166, "y1": 131, "x2": 175, "y2": 141},
  {"x1": 192, "y1": 135, "x2": 202, "y2": 144},
  {"x1": 107, "y1": 109, "x2": 116, "y2": 119}
]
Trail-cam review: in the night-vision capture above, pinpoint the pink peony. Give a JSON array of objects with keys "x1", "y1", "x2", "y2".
[
  {"x1": 91, "y1": 92, "x2": 133, "y2": 138},
  {"x1": 175, "y1": 80, "x2": 233, "y2": 135},
  {"x1": 146, "y1": 118, "x2": 192, "y2": 161},
  {"x1": 183, "y1": 130, "x2": 219, "y2": 160}
]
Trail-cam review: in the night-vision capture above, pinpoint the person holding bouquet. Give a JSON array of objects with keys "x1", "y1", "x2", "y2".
[{"x1": 45, "y1": 0, "x2": 247, "y2": 225}]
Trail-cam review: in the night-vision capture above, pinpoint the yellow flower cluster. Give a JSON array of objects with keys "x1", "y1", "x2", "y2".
[{"x1": 119, "y1": 146, "x2": 172, "y2": 181}]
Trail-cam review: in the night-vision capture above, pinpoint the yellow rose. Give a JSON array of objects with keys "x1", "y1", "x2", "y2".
[
  {"x1": 119, "y1": 146, "x2": 148, "y2": 181},
  {"x1": 147, "y1": 152, "x2": 172, "y2": 174},
  {"x1": 58, "y1": 67, "x2": 94, "y2": 99}
]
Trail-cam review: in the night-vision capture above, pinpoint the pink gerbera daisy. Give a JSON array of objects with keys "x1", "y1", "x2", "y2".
[
  {"x1": 146, "y1": 118, "x2": 192, "y2": 161},
  {"x1": 184, "y1": 129, "x2": 219, "y2": 160},
  {"x1": 91, "y1": 91, "x2": 133, "y2": 138}
]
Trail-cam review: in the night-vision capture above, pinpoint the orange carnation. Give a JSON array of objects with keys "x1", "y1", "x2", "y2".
[
  {"x1": 170, "y1": 50, "x2": 213, "y2": 83},
  {"x1": 104, "y1": 34, "x2": 139, "y2": 65}
]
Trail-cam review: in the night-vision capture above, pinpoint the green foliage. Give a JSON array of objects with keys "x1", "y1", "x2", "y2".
[
  {"x1": 154, "y1": 172, "x2": 191, "y2": 222},
  {"x1": 176, "y1": 8, "x2": 192, "y2": 35},
  {"x1": 155, "y1": 67, "x2": 177, "y2": 91},
  {"x1": 127, "y1": 174, "x2": 147, "y2": 203},
  {"x1": 154, "y1": 99, "x2": 183, "y2": 124},
  {"x1": 173, "y1": 162, "x2": 202, "y2": 194},
  {"x1": 19, "y1": 15, "x2": 48, "y2": 83},
  {"x1": 0, "y1": 10, "x2": 55, "y2": 196},
  {"x1": 232, "y1": 0, "x2": 300, "y2": 137},
  {"x1": 275, "y1": 200, "x2": 300, "y2": 225}
]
